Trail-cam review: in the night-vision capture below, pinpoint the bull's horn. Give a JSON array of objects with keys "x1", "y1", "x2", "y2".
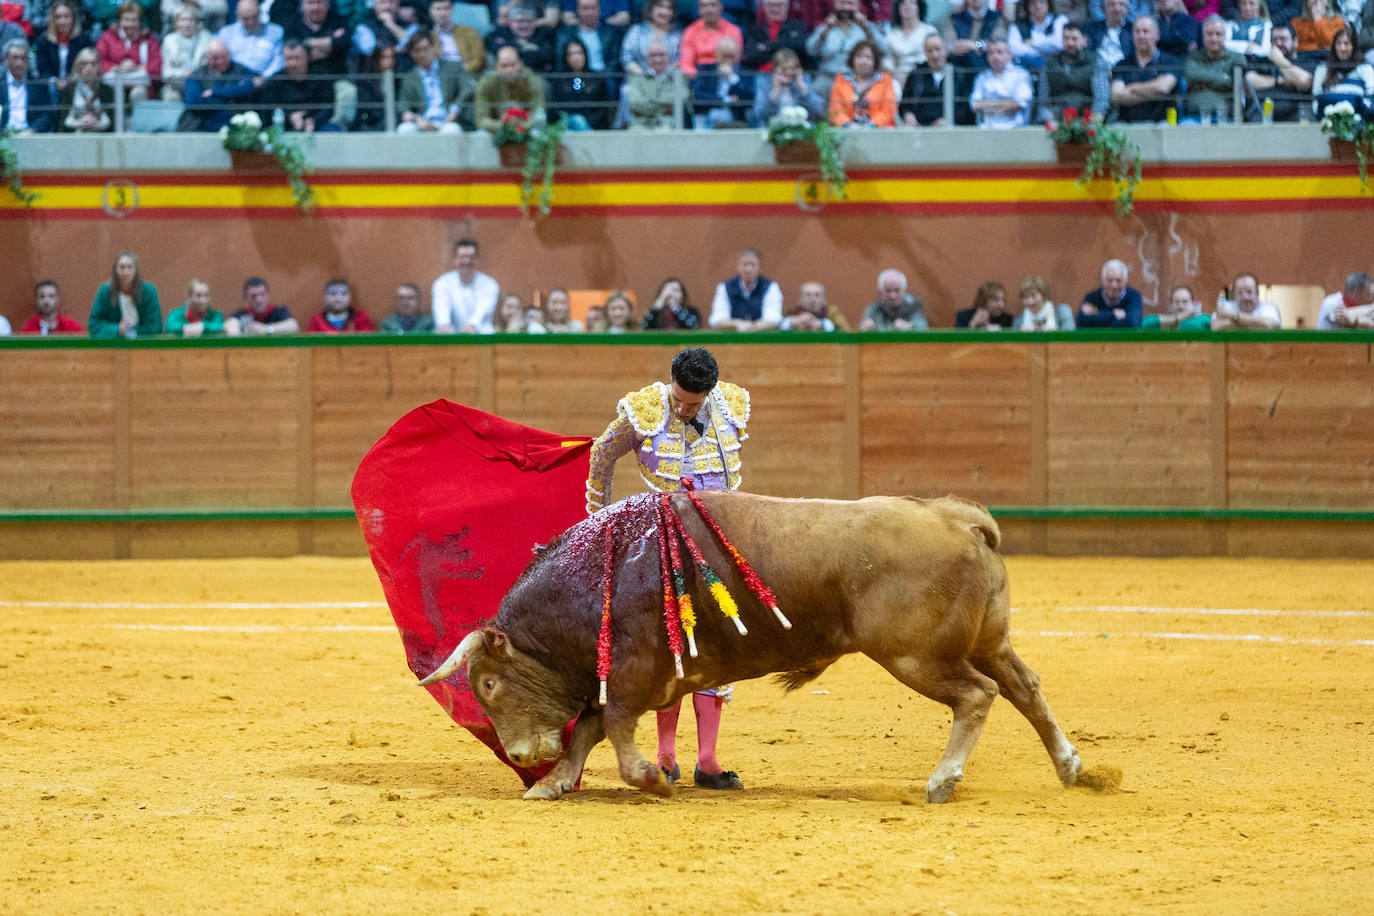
[{"x1": 417, "y1": 631, "x2": 484, "y2": 686}]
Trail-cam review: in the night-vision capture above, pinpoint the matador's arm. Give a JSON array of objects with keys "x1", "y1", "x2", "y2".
[{"x1": 585, "y1": 414, "x2": 638, "y2": 514}]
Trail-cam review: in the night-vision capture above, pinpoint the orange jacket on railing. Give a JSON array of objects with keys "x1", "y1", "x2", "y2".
[{"x1": 827, "y1": 72, "x2": 898, "y2": 128}]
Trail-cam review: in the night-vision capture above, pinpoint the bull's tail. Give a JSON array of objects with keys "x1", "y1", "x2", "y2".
[
  {"x1": 772, "y1": 659, "x2": 836, "y2": 693},
  {"x1": 936, "y1": 495, "x2": 1001, "y2": 550}
]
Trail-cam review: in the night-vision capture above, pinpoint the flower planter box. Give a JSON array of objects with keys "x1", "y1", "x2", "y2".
[
  {"x1": 773, "y1": 141, "x2": 820, "y2": 165},
  {"x1": 228, "y1": 149, "x2": 280, "y2": 173},
  {"x1": 1055, "y1": 143, "x2": 1093, "y2": 165},
  {"x1": 1329, "y1": 139, "x2": 1360, "y2": 161}
]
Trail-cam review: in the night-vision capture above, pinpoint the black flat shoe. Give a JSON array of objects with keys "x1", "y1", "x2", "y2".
[
  {"x1": 660, "y1": 762, "x2": 681, "y2": 784},
  {"x1": 694, "y1": 766, "x2": 743, "y2": 790}
]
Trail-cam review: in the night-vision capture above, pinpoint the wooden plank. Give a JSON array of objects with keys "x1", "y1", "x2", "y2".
[
  {"x1": 0, "y1": 523, "x2": 116, "y2": 560},
  {"x1": 295, "y1": 348, "x2": 314, "y2": 555},
  {"x1": 1226, "y1": 520, "x2": 1374, "y2": 558},
  {"x1": 841, "y1": 345, "x2": 861, "y2": 499},
  {"x1": 1043, "y1": 519, "x2": 1217, "y2": 557},
  {"x1": 1208, "y1": 343, "x2": 1228, "y2": 555},
  {"x1": 127, "y1": 521, "x2": 300, "y2": 559},
  {"x1": 1028, "y1": 343, "x2": 1048, "y2": 553}
]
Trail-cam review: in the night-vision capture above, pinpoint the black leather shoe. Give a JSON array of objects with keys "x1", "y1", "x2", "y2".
[
  {"x1": 660, "y1": 762, "x2": 681, "y2": 785},
  {"x1": 694, "y1": 766, "x2": 743, "y2": 790}
]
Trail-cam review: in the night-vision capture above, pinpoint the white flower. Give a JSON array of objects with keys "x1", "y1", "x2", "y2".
[
  {"x1": 243, "y1": 110, "x2": 263, "y2": 129},
  {"x1": 218, "y1": 126, "x2": 229, "y2": 139}
]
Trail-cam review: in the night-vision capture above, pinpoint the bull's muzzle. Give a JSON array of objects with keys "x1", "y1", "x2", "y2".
[
  {"x1": 417, "y1": 631, "x2": 484, "y2": 686},
  {"x1": 504, "y1": 731, "x2": 564, "y2": 767}
]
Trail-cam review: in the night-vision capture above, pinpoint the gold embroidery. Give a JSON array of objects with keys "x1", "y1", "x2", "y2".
[
  {"x1": 715, "y1": 382, "x2": 750, "y2": 428},
  {"x1": 620, "y1": 383, "x2": 669, "y2": 438}
]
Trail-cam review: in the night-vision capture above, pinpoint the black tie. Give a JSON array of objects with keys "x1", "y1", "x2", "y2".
[{"x1": 689, "y1": 418, "x2": 704, "y2": 435}]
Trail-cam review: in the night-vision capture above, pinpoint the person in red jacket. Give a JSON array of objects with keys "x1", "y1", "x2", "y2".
[
  {"x1": 95, "y1": 1, "x2": 161, "y2": 102},
  {"x1": 20, "y1": 280, "x2": 85, "y2": 335},
  {"x1": 306, "y1": 278, "x2": 377, "y2": 332}
]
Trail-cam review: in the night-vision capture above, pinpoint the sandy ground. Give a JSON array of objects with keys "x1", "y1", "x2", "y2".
[{"x1": 2, "y1": 555, "x2": 1372, "y2": 915}]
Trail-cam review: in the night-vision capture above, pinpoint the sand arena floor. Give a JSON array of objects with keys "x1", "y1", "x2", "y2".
[{"x1": 2, "y1": 555, "x2": 1371, "y2": 914}]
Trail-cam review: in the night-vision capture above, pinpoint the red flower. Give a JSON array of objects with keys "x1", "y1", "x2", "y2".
[
  {"x1": 502, "y1": 107, "x2": 530, "y2": 124},
  {"x1": 1087, "y1": 128, "x2": 1096, "y2": 138},
  {"x1": 1063, "y1": 107, "x2": 1079, "y2": 121},
  {"x1": 1081, "y1": 108, "x2": 1092, "y2": 121},
  {"x1": 1045, "y1": 121, "x2": 1055, "y2": 131}
]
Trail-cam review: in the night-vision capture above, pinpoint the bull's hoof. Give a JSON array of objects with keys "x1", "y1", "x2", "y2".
[
  {"x1": 1057, "y1": 748, "x2": 1083, "y2": 788},
  {"x1": 926, "y1": 772, "x2": 961, "y2": 804},
  {"x1": 523, "y1": 782, "x2": 565, "y2": 801},
  {"x1": 638, "y1": 763, "x2": 675, "y2": 799}
]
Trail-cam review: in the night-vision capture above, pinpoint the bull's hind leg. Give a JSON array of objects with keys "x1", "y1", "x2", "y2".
[
  {"x1": 973, "y1": 642, "x2": 1081, "y2": 788},
  {"x1": 876, "y1": 655, "x2": 999, "y2": 803},
  {"x1": 524, "y1": 710, "x2": 606, "y2": 801},
  {"x1": 603, "y1": 708, "x2": 674, "y2": 798}
]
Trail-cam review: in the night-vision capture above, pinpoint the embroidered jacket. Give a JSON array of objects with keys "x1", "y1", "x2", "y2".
[{"x1": 585, "y1": 381, "x2": 750, "y2": 513}]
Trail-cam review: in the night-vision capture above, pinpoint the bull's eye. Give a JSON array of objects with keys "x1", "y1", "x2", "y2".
[{"x1": 484, "y1": 678, "x2": 496, "y2": 692}]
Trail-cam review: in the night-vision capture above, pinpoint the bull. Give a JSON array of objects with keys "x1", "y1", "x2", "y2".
[{"x1": 419, "y1": 490, "x2": 1082, "y2": 803}]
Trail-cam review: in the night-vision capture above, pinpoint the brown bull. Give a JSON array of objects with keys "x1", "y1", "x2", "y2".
[{"x1": 420, "y1": 490, "x2": 1082, "y2": 802}]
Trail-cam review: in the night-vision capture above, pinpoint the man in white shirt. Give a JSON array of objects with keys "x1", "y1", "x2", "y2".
[
  {"x1": 219, "y1": 0, "x2": 285, "y2": 78},
  {"x1": 1317, "y1": 271, "x2": 1374, "y2": 330},
  {"x1": 1212, "y1": 272, "x2": 1282, "y2": 330},
  {"x1": 431, "y1": 237, "x2": 501, "y2": 333},
  {"x1": 709, "y1": 248, "x2": 783, "y2": 332},
  {"x1": 970, "y1": 39, "x2": 1032, "y2": 128}
]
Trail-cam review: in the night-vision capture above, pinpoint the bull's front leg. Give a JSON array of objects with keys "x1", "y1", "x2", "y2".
[
  {"x1": 603, "y1": 707, "x2": 673, "y2": 798},
  {"x1": 524, "y1": 709, "x2": 606, "y2": 801}
]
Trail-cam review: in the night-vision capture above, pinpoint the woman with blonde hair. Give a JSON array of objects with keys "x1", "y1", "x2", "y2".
[
  {"x1": 159, "y1": 5, "x2": 210, "y2": 101},
  {"x1": 1015, "y1": 275, "x2": 1076, "y2": 331},
  {"x1": 603, "y1": 291, "x2": 637, "y2": 332},
  {"x1": 59, "y1": 47, "x2": 115, "y2": 132},
  {"x1": 89, "y1": 251, "x2": 162, "y2": 339},
  {"x1": 35, "y1": 0, "x2": 92, "y2": 91}
]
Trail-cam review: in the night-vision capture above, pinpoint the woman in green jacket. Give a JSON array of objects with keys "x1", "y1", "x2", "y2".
[{"x1": 90, "y1": 251, "x2": 162, "y2": 338}]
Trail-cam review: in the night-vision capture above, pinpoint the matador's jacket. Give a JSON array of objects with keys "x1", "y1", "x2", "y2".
[{"x1": 585, "y1": 380, "x2": 750, "y2": 514}]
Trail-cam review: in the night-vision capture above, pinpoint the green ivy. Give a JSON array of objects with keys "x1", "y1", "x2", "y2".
[{"x1": 0, "y1": 129, "x2": 40, "y2": 207}]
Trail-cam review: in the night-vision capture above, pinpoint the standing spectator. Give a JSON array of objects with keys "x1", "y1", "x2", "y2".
[
  {"x1": 542, "y1": 287, "x2": 583, "y2": 332},
  {"x1": 743, "y1": 0, "x2": 811, "y2": 73},
  {"x1": 555, "y1": 0, "x2": 626, "y2": 74},
  {"x1": 34, "y1": 0, "x2": 92, "y2": 91},
  {"x1": 226, "y1": 276, "x2": 299, "y2": 335},
  {"x1": 1311, "y1": 27, "x2": 1372, "y2": 114},
  {"x1": 548, "y1": 36, "x2": 612, "y2": 128},
  {"x1": 1316, "y1": 271, "x2": 1374, "y2": 328},
  {"x1": 431, "y1": 237, "x2": 500, "y2": 333},
  {"x1": 883, "y1": 0, "x2": 937, "y2": 87},
  {"x1": 164, "y1": 278, "x2": 227, "y2": 337},
  {"x1": 691, "y1": 35, "x2": 754, "y2": 125},
  {"x1": 680, "y1": 0, "x2": 743, "y2": 76},
  {"x1": 1045, "y1": 21, "x2": 1094, "y2": 112},
  {"x1": 20, "y1": 280, "x2": 85, "y2": 334},
  {"x1": 1077, "y1": 258, "x2": 1143, "y2": 327},
  {"x1": 177, "y1": 37, "x2": 256, "y2": 131},
  {"x1": 807, "y1": 0, "x2": 886, "y2": 96},
  {"x1": 1143, "y1": 283, "x2": 1211, "y2": 328},
  {"x1": 1244, "y1": 23, "x2": 1312, "y2": 120},
  {"x1": 306, "y1": 278, "x2": 377, "y2": 332},
  {"x1": 603, "y1": 290, "x2": 637, "y2": 331},
  {"x1": 260, "y1": 38, "x2": 336, "y2": 131},
  {"x1": 1008, "y1": 0, "x2": 1067, "y2": 68},
  {"x1": 487, "y1": 2, "x2": 556, "y2": 72},
  {"x1": 709, "y1": 248, "x2": 783, "y2": 331},
  {"x1": 901, "y1": 32, "x2": 973, "y2": 124},
  {"x1": 352, "y1": 0, "x2": 418, "y2": 71},
  {"x1": 754, "y1": 46, "x2": 825, "y2": 121},
  {"x1": 58, "y1": 46, "x2": 114, "y2": 131},
  {"x1": 970, "y1": 37, "x2": 1032, "y2": 126},
  {"x1": 474, "y1": 44, "x2": 545, "y2": 129},
  {"x1": 379, "y1": 282, "x2": 435, "y2": 332},
  {"x1": 1291, "y1": 0, "x2": 1341, "y2": 54},
  {"x1": 642, "y1": 276, "x2": 703, "y2": 329},
  {"x1": 858, "y1": 268, "x2": 929, "y2": 329},
  {"x1": 284, "y1": 0, "x2": 352, "y2": 127},
  {"x1": 1110, "y1": 15, "x2": 1180, "y2": 122},
  {"x1": 161, "y1": 7, "x2": 211, "y2": 102},
  {"x1": 1016, "y1": 275, "x2": 1077, "y2": 329},
  {"x1": 1225, "y1": 0, "x2": 1271, "y2": 56},
  {"x1": 626, "y1": 37, "x2": 678, "y2": 126},
  {"x1": 956, "y1": 281, "x2": 1016, "y2": 328},
  {"x1": 4, "y1": 40, "x2": 57, "y2": 133},
  {"x1": 218, "y1": 0, "x2": 284, "y2": 78},
  {"x1": 942, "y1": 0, "x2": 1003, "y2": 74},
  {"x1": 90, "y1": 251, "x2": 162, "y2": 339},
  {"x1": 1211, "y1": 272, "x2": 1282, "y2": 328},
  {"x1": 398, "y1": 29, "x2": 470, "y2": 131},
  {"x1": 1184, "y1": 14, "x2": 1245, "y2": 119},
  {"x1": 429, "y1": 0, "x2": 487, "y2": 76},
  {"x1": 621, "y1": 0, "x2": 682, "y2": 75},
  {"x1": 96, "y1": 1, "x2": 161, "y2": 103},
  {"x1": 1156, "y1": 0, "x2": 1200, "y2": 57},
  {"x1": 780, "y1": 280, "x2": 848, "y2": 330},
  {"x1": 828, "y1": 37, "x2": 898, "y2": 126}
]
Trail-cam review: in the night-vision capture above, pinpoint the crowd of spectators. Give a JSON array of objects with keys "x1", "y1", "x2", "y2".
[
  {"x1": 7, "y1": 241, "x2": 1374, "y2": 337},
  {"x1": 5, "y1": 0, "x2": 1373, "y2": 135}
]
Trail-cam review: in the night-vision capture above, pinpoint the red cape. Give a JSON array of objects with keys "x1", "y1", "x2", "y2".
[{"x1": 351, "y1": 400, "x2": 591, "y2": 786}]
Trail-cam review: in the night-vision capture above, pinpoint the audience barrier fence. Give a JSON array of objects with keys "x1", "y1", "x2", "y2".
[{"x1": 2, "y1": 332, "x2": 1371, "y2": 560}]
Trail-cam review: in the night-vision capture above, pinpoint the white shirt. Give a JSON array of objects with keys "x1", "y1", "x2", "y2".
[
  {"x1": 709, "y1": 278, "x2": 783, "y2": 328},
  {"x1": 0, "y1": 314, "x2": 11, "y2": 335},
  {"x1": 970, "y1": 64, "x2": 1033, "y2": 128},
  {"x1": 7, "y1": 71, "x2": 29, "y2": 132},
  {"x1": 1317, "y1": 292, "x2": 1349, "y2": 330},
  {"x1": 431, "y1": 269, "x2": 500, "y2": 333},
  {"x1": 1213, "y1": 298, "x2": 1282, "y2": 328}
]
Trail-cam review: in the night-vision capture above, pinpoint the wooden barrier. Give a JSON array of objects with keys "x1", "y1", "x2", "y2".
[{"x1": 1, "y1": 333, "x2": 1371, "y2": 559}]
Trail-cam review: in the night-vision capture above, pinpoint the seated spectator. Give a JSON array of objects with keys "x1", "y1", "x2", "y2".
[
  {"x1": 901, "y1": 33, "x2": 974, "y2": 125},
  {"x1": 691, "y1": 36, "x2": 754, "y2": 126},
  {"x1": 1316, "y1": 270, "x2": 1374, "y2": 328},
  {"x1": 970, "y1": 38, "x2": 1032, "y2": 126},
  {"x1": 807, "y1": 0, "x2": 887, "y2": 97},
  {"x1": 743, "y1": 0, "x2": 812, "y2": 76},
  {"x1": 90, "y1": 251, "x2": 162, "y2": 339},
  {"x1": 34, "y1": 1, "x2": 92, "y2": 92},
  {"x1": 1110, "y1": 16, "x2": 1180, "y2": 122},
  {"x1": 943, "y1": 0, "x2": 1003, "y2": 75},
  {"x1": 218, "y1": 0, "x2": 284, "y2": 78},
  {"x1": 858, "y1": 268, "x2": 929, "y2": 330},
  {"x1": 177, "y1": 37, "x2": 256, "y2": 131},
  {"x1": 956, "y1": 281, "x2": 1015, "y2": 328},
  {"x1": 1245, "y1": 23, "x2": 1311, "y2": 119},
  {"x1": 828, "y1": 38, "x2": 898, "y2": 127},
  {"x1": 379, "y1": 282, "x2": 435, "y2": 332},
  {"x1": 1016, "y1": 275, "x2": 1077, "y2": 330},
  {"x1": 59, "y1": 47, "x2": 114, "y2": 131},
  {"x1": 793, "y1": 0, "x2": 893, "y2": 30},
  {"x1": 492, "y1": 291, "x2": 548, "y2": 332},
  {"x1": 883, "y1": 0, "x2": 938, "y2": 89},
  {"x1": 710, "y1": 248, "x2": 783, "y2": 331},
  {"x1": 1211, "y1": 272, "x2": 1282, "y2": 328},
  {"x1": 1090, "y1": 0, "x2": 1158, "y2": 20},
  {"x1": 498, "y1": 0, "x2": 561, "y2": 31},
  {"x1": 584, "y1": 302, "x2": 609, "y2": 331},
  {"x1": 475, "y1": 44, "x2": 546, "y2": 131},
  {"x1": 754, "y1": 47, "x2": 825, "y2": 123},
  {"x1": 642, "y1": 277, "x2": 703, "y2": 329},
  {"x1": 226, "y1": 276, "x2": 299, "y2": 335},
  {"x1": 1086, "y1": 0, "x2": 1133, "y2": 80},
  {"x1": 284, "y1": 0, "x2": 352, "y2": 128},
  {"x1": 524, "y1": 302, "x2": 549, "y2": 331},
  {"x1": 680, "y1": 0, "x2": 743, "y2": 77},
  {"x1": 431, "y1": 236, "x2": 499, "y2": 333},
  {"x1": 1311, "y1": 27, "x2": 1373, "y2": 115},
  {"x1": 1156, "y1": 0, "x2": 1200, "y2": 57},
  {"x1": 96, "y1": 2, "x2": 161, "y2": 103},
  {"x1": 487, "y1": 2, "x2": 556, "y2": 73},
  {"x1": 1045, "y1": 22, "x2": 1094, "y2": 113},
  {"x1": 353, "y1": 0, "x2": 418, "y2": 72},
  {"x1": 306, "y1": 278, "x2": 376, "y2": 332},
  {"x1": 1291, "y1": 0, "x2": 1342, "y2": 54},
  {"x1": 780, "y1": 280, "x2": 850, "y2": 330},
  {"x1": 560, "y1": 0, "x2": 630, "y2": 30},
  {"x1": 430, "y1": 0, "x2": 487, "y2": 76},
  {"x1": 1225, "y1": 0, "x2": 1271, "y2": 56},
  {"x1": 604, "y1": 290, "x2": 636, "y2": 332},
  {"x1": 548, "y1": 37, "x2": 613, "y2": 129},
  {"x1": 542, "y1": 287, "x2": 583, "y2": 332},
  {"x1": 161, "y1": 0, "x2": 228, "y2": 33},
  {"x1": 1184, "y1": 15, "x2": 1245, "y2": 120},
  {"x1": 20, "y1": 280, "x2": 85, "y2": 334},
  {"x1": 1078, "y1": 258, "x2": 1143, "y2": 327},
  {"x1": 398, "y1": 29, "x2": 471, "y2": 131},
  {"x1": 164, "y1": 278, "x2": 227, "y2": 337},
  {"x1": 3, "y1": 40, "x2": 56, "y2": 134},
  {"x1": 626, "y1": 38, "x2": 678, "y2": 127},
  {"x1": 556, "y1": 0, "x2": 626, "y2": 75},
  {"x1": 354, "y1": 44, "x2": 399, "y2": 131},
  {"x1": 621, "y1": 0, "x2": 681, "y2": 76},
  {"x1": 161, "y1": 6, "x2": 210, "y2": 102},
  {"x1": 1008, "y1": 0, "x2": 1067, "y2": 68},
  {"x1": 1143, "y1": 283, "x2": 1211, "y2": 329},
  {"x1": 260, "y1": 39, "x2": 337, "y2": 131}
]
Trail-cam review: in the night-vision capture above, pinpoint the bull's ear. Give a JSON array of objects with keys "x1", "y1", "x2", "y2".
[{"x1": 482, "y1": 627, "x2": 512, "y2": 658}]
